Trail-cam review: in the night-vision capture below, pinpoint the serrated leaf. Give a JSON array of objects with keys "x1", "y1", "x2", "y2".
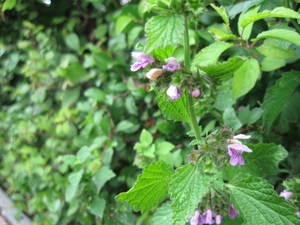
[
  {"x1": 145, "y1": 15, "x2": 184, "y2": 53},
  {"x1": 208, "y1": 27, "x2": 236, "y2": 41},
  {"x1": 65, "y1": 184, "x2": 77, "y2": 202},
  {"x1": 225, "y1": 0, "x2": 263, "y2": 19},
  {"x1": 200, "y1": 57, "x2": 245, "y2": 79},
  {"x1": 140, "y1": 129, "x2": 153, "y2": 146},
  {"x1": 169, "y1": 164, "x2": 214, "y2": 225},
  {"x1": 116, "y1": 161, "x2": 174, "y2": 213},
  {"x1": 262, "y1": 71, "x2": 300, "y2": 131},
  {"x1": 223, "y1": 107, "x2": 242, "y2": 132},
  {"x1": 156, "y1": 90, "x2": 190, "y2": 123},
  {"x1": 92, "y1": 166, "x2": 116, "y2": 193},
  {"x1": 151, "y1": 201, "x2": 173, "y2": 225},
  {"x1": 2, "y1": 0, "x2": 16, "y2": 11},
  {"x1": 156, "y1": 142, "x2": 175, "y2": 155},
  {"x1": 261, "y1": 57, "x2": 285, "y2": 72},
  {"x1": 152, "y1": 46, "x2": 177, "y2": 61},
  {"x1": 232, "y1": 58, "x2": 260, "y2": 99},
  {"x1": 256, "y1": 39, "x2": 296, "y2": 59},
  {"x1": 238, "y1": 5, "x2": 260, "y2": 40},
  {"x1": 76, "y1": 146, "x2": 91, "y2": 164},
  {"x1": 228, "y1": 177, "x2": 300, "y2": 225},
  {"x1": 214, "y1": 89, "x2": 236, "y2": 111},
  {"x1": 191, "y1": 41, "x2": 233, "y2": 72},
  {"x1": 224, "y1": 143, "x2": 288, "y2": 182},
  {"x1": 62, "y1": 154, "x2": 77, "y2": 166},
  {"x1": 252, "y1": 29, "x2": 300, "y2": 47},
  {"x1": 241, "y1": 7, "x2": 300, "y2": 28},
  {"x1": 68, "y1": 169, "x2": 84, "y2": 186},
  {"x1": 90, "y1": 197, "x2": 106, "y2": 218},
  {"x1": 211, "y1": 4, "x2": 229, "y2": 25}
]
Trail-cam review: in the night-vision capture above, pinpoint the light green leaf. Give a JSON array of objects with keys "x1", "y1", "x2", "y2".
[
  {"x1": 232, "y1": 58, "x2": 260, "y2": 99},
  {"x1": 238, "y1": 5, "x2": 260, "y2": 40},
  {"x1": 116, "y1": 15, "x2": 134, "y2": 35},
  {"x1": 191, "y1": 41, "x2": 233, "y2": 72},
  {"x1": 169, "y1": 164, "x2": 214, "y2": 225},
  {"x1": 252, "y1": 29, "x2": 300, "y2": 47},
  {"x1": 238, "y1": 106, "x2": 263, "y2": 126},
  {"x1": 208, "y1": 27, "x2": 236, "y2": 41},
  {"x1": 156, "y1": 90, "x2": 190, "y2": 123},
  {"x1": 128, "y1": 26, "x2": 143, "y2": 47},
  {"x1": 156, "y1": 141, "x2": 174, "y2": 155},
  {"x1": 62, "y1": 155, "x2": 77, "y2": 166},
  {"x1": 214, "y1": 89, "x2": 236, "y2": 111},
  {"x1": 223, "y1": 107, "x2": 242, "y2": 132},
  {"x1": 151, "y1": 201, "x2": 173, "y2": 225},
  {"x1": 65, "y1": 33, "x2": 80, "y2": 52},
  {"x1": 261, "y1": 57, "x2": 285, "y2": 72},
  {"x1": 68, "y1": 169, "x2": 84, "y2": 186},
  {"x1": 152, "y1": 46, "x2": 177, "y2": 61},
  {"x1": 92, "y1": 166, "x2": 116, "y2": 193},
  {"x1": 256, "y1": 39, "x2": 296, "y2": 59},
  {"x1": 116, "y1": 161, "x2": 174, "y2": 213},
  {"x1": 140, "y1": 129, "x2": 153, "y2": 146},
  {"x1": 224, "y1": 143, "x2": 288, "y2": 182},
  {"x1": 211, "y1": 4, "x2": 229, "y2": 25},
  {"x1": 90, "y1": 197, "x2": 106, "y2": 218},
  {"x1": 225, "y1": 0, "x2": 263, "y2": 19},
  {"x1": 2, "y1": 0, "x2": 16, "y2": 12},
  {"x1": 116, "y1": 120, "x2": 135, "y2": 132},
  {"x1": 262, "y1": 71, "x2": 300, "y2": 131},
  {"x1": 84, "y1": 88, "x2": 106, "y2": 102},
  {"x1": 200, "y1": 57, "x2": 245, "y2": 79},
  {"x1": 228, "y1": 177, "x2": 300, "y2": 225},
  {"x1": 145, "y1": 15, "x2": 184, "y2": 53},
  {"x1": 65, "y1": 184, "x2": 77, "y2": 202},
  {"x1": 76, "y1": 146, "x2": 91, "y2": 164}
]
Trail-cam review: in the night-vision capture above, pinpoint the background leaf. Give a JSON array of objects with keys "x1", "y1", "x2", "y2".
[
  {"x1": 92, "y1": 166, "x2": 116, "y2": 193},
  {"x1": 150, "y1": 201, "x2": 173, "y2": 225}
]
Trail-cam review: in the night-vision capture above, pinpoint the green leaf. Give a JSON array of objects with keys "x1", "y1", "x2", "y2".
[
  {"x1": 152, "y1": 46, "x2": 177, "y2": 61},
  {"x1": 228, "y1": 177, "x2": 300, "y2": 225},
  {"x1": 65, "y1": 33, "x2": 80, "y2": 52},
  {"x1": 84, "y1": 88, "x2": 106, "y2": 102},
  {"x1": 211, "y1": 4, "x2": 229, "y2": 25},
  {"x1": 156, "y1": 90, "x2": 190, "y2": 123},
  {"x1": 140, "y1": 129, "x2": 153, "y2": 146},
  {"x1": 156, "y1": 141, "x2": 174, "y2": 155},
  {"x1": 116, "y1": 161, "x2": 174, "y2": 213},
  {"x1": 116, "y1": 120, "x2": 135, "y2": 132},
  {"x1": 57, "y1": 63, "x2": 87, "y2": 84},
  {"x1": 116, "y1": 15, "x2": 134, "y2": 35},
  {"x1": 232, "y1": 58, "x2": 260, "y2": 99},
  {"x1": 225, "y1": 0, "x2": 263, "y2": 19},
  {"x1": 241, "y1": 7, "x2": 300, "y2": 28},
  {"x1": 238, "y1": 5, "x2": 260, "y2": 40},
  {"x1": 68, "y1": 169, "x2": 84, "y2": 186},
  {"x1": 262, "y1": 71, "x2": 300, "y2": 131},
  {"x1": 256, "y1": 39, "x2": 296, "y2": 59},
  {"x1": 90, "y1": 197, "x2": 106, "y2": 218},
  {"x1": 191, "y1": 41, "x2": 233, "y2": 72},
  {"x1": 169, "y1": 164, "x2": 213, "y2": 225},
  {"x1": 65, "y1": 184, "x2": 77, "y2": 202},
  {"x1": 200, "y1": 57, "x2": 245, "y2": 79},
  {"x1": 76, "y1": 146, "x2": 91, "y2": 164},
  {"x1": 145, "y1": 15, "x2": 184, "y2": 53},
  {"x1": 151, "y1": 201, "x2": 173, "y2": 225},
  {"x1": 252, "y1": 29, "x2": 300, "y2": 47},
  {"x1": 2, "y1": 0, "x2": 16, "y2": 12},
  {"x1": 238, "y1": 106, "x2": 263, "y2": 126},
  {"x1": 207, "y1": 27, "x2": 236, "y2": 41},
  {"x1": 261, "y1": 57, "x2": 285, "y2": 72},
  {"x1": 92, "y1": 166, "x2": 116, "y2": 193},
  {"x1": 223, "y1": 107, "x2": 242, "y2": 132},
  {"x1": 224, "y1": 143, "x2": 288, "y2": 182},
  {"x1": 62, "y1": 155, "x2": 77, "y2": 166},
  {"x1": 214, "y1": 89, "x2": 236, "y2": 111}
]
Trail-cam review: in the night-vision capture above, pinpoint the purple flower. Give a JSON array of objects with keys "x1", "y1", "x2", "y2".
[
  {"x1": 130, "y1": 52, "x2": 155, "y2": 71},
  {"x1": 167, "y1": 85, "x2": 182, "y2": 100},
  {"x1": 190, "y1": 210, "x2": 204, "y2": 225},
  {"x1": 280, "y1": 189, "x2": 292, "y2": 201},
  {"x1": 202, "y1": 209, "x2": 215, "y2": 224},
  {"x1": 191, "y1": 89, "x2": 200, "y2": 98},
  {"x1": 296, "y1": 211, "x2": 300, "y2": 216},
  {"x1": 229, "y1": 204, "x2": 239, "y2": 219},
  {"x1": 215, "y1": 215, "x2": 222, "y2": 224},
  {"x1": 162, "y1": 57, "x2": 181, "y2": 71},
  {"x1": 227, "y1": 134, "x2": 252, "y2": 166}
]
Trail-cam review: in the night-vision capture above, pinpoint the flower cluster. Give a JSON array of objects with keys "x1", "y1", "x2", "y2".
[
  {"x1": 190, "y1": 205, "x2": 239, "y2": 225},
  {"x1": 131, "y1": 52, "x2": 201, "y2": 100},
  {"x1": 227, "y1": 134, "x2": 252, "y2": 166},
  {"x1": 279, "y1": 189, "x2": 300, "y2": 216}
]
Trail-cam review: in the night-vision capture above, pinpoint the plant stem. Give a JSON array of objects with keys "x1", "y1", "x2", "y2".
[{"x1": 183, "y1": 16, "x2": 202, "y2": 144}]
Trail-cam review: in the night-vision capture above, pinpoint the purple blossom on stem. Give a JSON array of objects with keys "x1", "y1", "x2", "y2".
[
  {"x1": 229, "y1": 204, "x2": 239, "y2": 219},
  {"x1": 162, "y1": 57, "x2": 181, "y2": 71},
  {"x1": 202, "y1": 209, "x2": 215, "y2": 224},
  {"x1": 191, "y1": 89, "x2": 200, "y2": 98},
  {"x1": 167, "y1": 85, "x2": 182, "y2": 100},
  {"x1": 227, "y1": 134, "x2": 252, "y2": 166},
  {"x1": 190, "y1": 210, "x2": 204, "y2": 225},
  {"x1": 215, "y1": 215, "x2": 222, "y2": 225},
  {"x1": 280, "y1": 189, "x2": 292, "y2": 201},
  {"x1": 130, "y1": 52, "x2": 155, "y2": 71}
]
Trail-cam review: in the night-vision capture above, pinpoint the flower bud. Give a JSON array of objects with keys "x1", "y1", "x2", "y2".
[
  {"x1": 191, "y1": 89, "x2": 200, "y2": 98},
  {"x1": 166, "y1": 85, "x2": 182, "y2": 100},
  {"x1": 146, "y1": 68, "x2": 164, "y2": 81}
]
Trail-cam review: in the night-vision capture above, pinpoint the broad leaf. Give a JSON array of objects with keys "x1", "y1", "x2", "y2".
[
  {"x1": 237, "y1": 106, "x2": 263, "y2": 126},
  {"x1": 211, "y1": 4, "x2": 229, "y2": 25},
  {"x1": 68, "y1": 169, "x2": 84, "y2": 186},
  {"x1": 214, "y1": 89, "x2": 236, "y2": 111},
  {"x1": 191, "y1": 41, "x2": 233, "y2": 72},
  {"x1": 256, "y1": 39, "x2": 296, "y2": 59},
  {"x1": 223, "y1": 107, "x2": 242, "y2": 132},
  {"x1": 200, "y1": 57, "x2": 245, "y2": 79},
  {"x1": 65, "y1": 33, "x2": 80, "y2": 52},
  {"x1": 252, "y1": 29, "x2": 300, "y2": 47},
  {"x1": 238, "y1": 5, "x2": 260, "y2": 40},
  {"x1": 228, "y1": 177, "x2": 300, "y2": 225},
  {"x1": 156, "y1": 90, "x2": 190, "y2": 123},
  {"x1": 92, "y1": 166, "x2": 116, "y2": 193},
  {"x1": 76, "y1": 146, "x2": 91, "y2": 164},
  {"x1": 116, "y1": 161, "x2": 174, "y2": 213},
  {"x1": 232, "y1": 58, "x2": 260, "y2": 99},
  {"x1": 2, "y1": 0, "x2": 16, "y2": 12},
  {"x1": 140, "y1": 129, "x2": 153, "y2": 146},
  {"x1": 90, "y1": 197, "x2": 106, "y2": 218},
  {"x1": 240, "y1": 7, "x2": 300, "y2": 28},
  {"x1": 261, "y1": 57, "x2": 285, "y2": 72},
  {"x1": 169, "y1": 164, "x2": 213, "y2": 225},
  {"x1": 225, "y1": 0, "x2": 264, "y2": 19},
  {"x1": 145, "y1": 15, "x2": 184, "y2": 53},
  {"x1": 262, "y1": 71, "x2": 300, "y2": 131},
  {"x1": 150, "y1": 201, "x2": 173, "y2": 225},
  {"x1": 223, "y1": 143, "x2": 288, "y2": 182}
]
